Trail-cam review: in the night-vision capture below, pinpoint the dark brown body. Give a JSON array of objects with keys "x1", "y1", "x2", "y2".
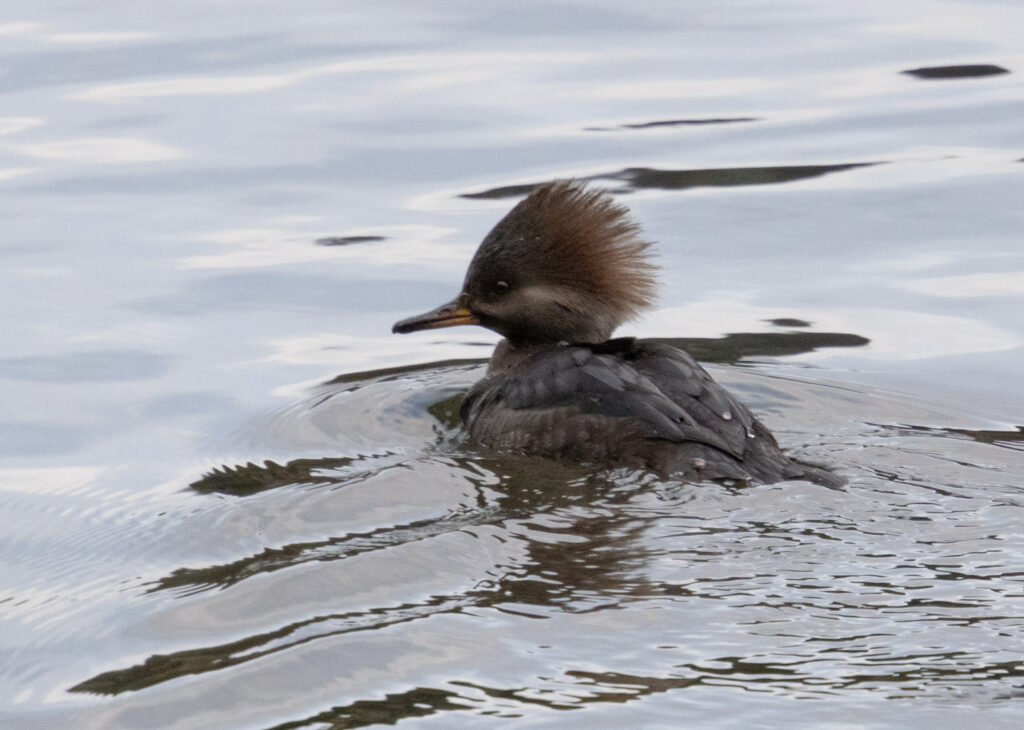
[{"x1": 461, "y1": 338, "x2": 837, "y2": 485}]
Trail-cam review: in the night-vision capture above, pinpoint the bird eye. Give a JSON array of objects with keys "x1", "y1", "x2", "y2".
[{"x1": 496, "y1": 280, "x2": 510, "y2": 291}]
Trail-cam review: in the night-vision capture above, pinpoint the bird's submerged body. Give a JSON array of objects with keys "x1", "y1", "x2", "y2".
[
  {"x1": 462, "y1": 337, "x2": 829, "y2": 484},
  {"x1": 393, "y1": 180, "x2": 838, "y2": 486}
]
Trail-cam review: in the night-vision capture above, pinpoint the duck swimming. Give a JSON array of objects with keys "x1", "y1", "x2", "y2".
[{"x1": 393, "y1": 180, "x2": 837, "y2": 485}]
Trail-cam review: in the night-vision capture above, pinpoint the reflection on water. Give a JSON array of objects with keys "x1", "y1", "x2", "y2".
[
  {"x1": 64, "y1": 338, "x2": 1024, "y2": 724},
  {"x1": 314, "y1": 235, "x2": 387, "y2": 247},
  {"x1": 0, "y1": 350, "x2": 169, "y2": 383},
  {"x1": 902, "y1": 64, "x2": 1011, "y2": 79},
  {"x1": 190, "y1": 457, "x2": 362, "y2": 496},
  {"x1": 76, "y1": 457, "x2": 634, "y2": 696},
  {"x1": 651, "y1": 330, "x2": 870, "y2": 363},
  {"x1": 584, "y1": 116, "x2": 759, "y2": 131},
  {"x1": 868, "y1": 422, "x2": 1024, "y2": 454},
  {"x1": 462, "y1": 162, "x2": 880, "y2": 199}
]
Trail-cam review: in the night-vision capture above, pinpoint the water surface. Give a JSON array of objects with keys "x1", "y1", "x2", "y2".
[{"x1": 1, "y1": 1, "x2": 1023, "y2": 728}]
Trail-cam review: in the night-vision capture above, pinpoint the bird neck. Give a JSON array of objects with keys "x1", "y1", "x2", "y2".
[{"x1": 486, "y1": 339, "x2": 560, "y2": 376}]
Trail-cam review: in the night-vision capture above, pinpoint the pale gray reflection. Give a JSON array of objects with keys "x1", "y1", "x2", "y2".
[
  {"x1": 0, "y1": 350, "x2": 169, "y2": 383},
  {"x1": 131, "y1": 272, "x2": 442, "y2": 315},
  {"x1": 0, "y1": 33, "x2": 381, "y2": 95},
  {"x1": 0, "y1": 421, "x2": 88, "y2": 456}
]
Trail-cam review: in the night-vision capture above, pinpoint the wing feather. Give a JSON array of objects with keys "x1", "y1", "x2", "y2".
[{"x1": 461, "y1": 340, "x2": 758, "y2": 461}]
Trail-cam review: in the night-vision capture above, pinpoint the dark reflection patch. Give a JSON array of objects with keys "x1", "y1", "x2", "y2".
[
  {"x1": 461, "y1": 162, "x2": 881, "y2": 199},
  {"x1": 261, "y1": 687, "x2": 466, "y2": 729},
  {"x1": 460, "y1": 182, "x2": 537, "y2": 200},
  {"x1": 767, "y1": 318, "x2": 812, "y2": 328},
  {"x1": 643, "y1": 331, "x2": 869, "y2": 364},
  {"x1": 871, "y1": 422, "x2": 1024, "y2": 449},
  {"x1": 315, "y1": 235, "x2": 386, "y2": 246},
  {"x1": 605, "y1": 164, "x2": 879, "y2": 191},
  {"x1": 585, "y1": 117, "x2": 758, "y2": 131},
  {"x1": 902, "y1": 64, "x2": 1010, "y2": 79},
  {"x1": 190, "y1": 457, "x2": 358, "y2": 496}
]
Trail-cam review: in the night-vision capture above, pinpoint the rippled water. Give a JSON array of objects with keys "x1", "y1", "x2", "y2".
[{"x1": 2, "y1": 1, "x2": 1023, "y2": 728}]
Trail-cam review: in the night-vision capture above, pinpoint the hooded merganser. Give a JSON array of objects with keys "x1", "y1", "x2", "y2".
[{"x1": 393, "y1": 181, "x2": 837, "y2": 485}]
